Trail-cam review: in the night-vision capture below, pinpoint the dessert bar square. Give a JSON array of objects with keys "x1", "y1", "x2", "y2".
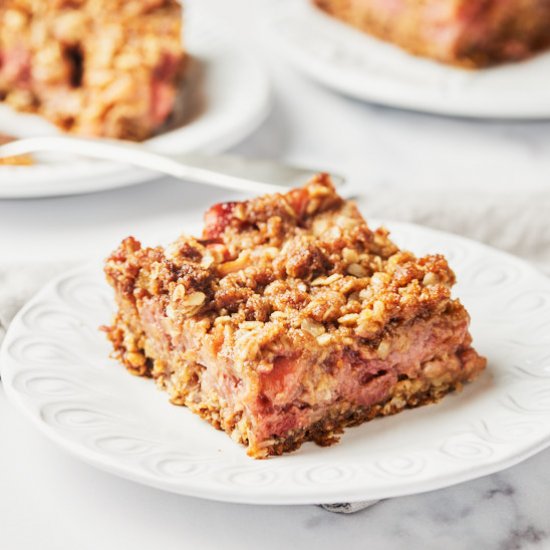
[{"x1": 104, "y1": 175, "x2": 486, "y2": 458}]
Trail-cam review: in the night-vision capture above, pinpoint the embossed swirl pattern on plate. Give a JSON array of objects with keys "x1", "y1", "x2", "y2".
[
  {"x1": 93, "y1": 435, "x2": 156, "y2": 456},
  {"x1": 503, "y1": 383, "x2": 550, "y2": 414},
  {"x1": 213, "y1": 466, "x2": 280, "y2": 488},
  {"x1": 8, "y1": 336, "x2": 87, "y2": 366},
  {"x1": 511, "y1": 320, "x2": 550, "y2": 347},
  {"x1": 7, "y1": 335, "x2": 100, "y2": 371},
  {"x1": 143, "y1": 453, "x2": 219, "y2": 480},
  {"x1": 505, "y1": 290, "x2": 550, "y2": 316},
  {"x1": 475, "y1": 418, "x2": 545, "y2": 444},
  {"x1": 10, "y1": 370, "x2": 91, "y2": 398},
  {"x1": 514, "y1": 350, "x2": 550, "y2": 379},
  {"x1": 466, "y1": 260, "x2": 523, "y2": 291},
  {"x1": 2, "y1": 227, "x2": 550, "y2": 503},
  {"x1": 21, "y1": 302, "x2": 93, "y2": 334},
  {"x1": 294, "y1": 464, "x2": 358, "y2": 486},
  {"x1": 56, "y1": 273, "x2": 112, "y2": 313},
  {"x1": 374, "y1": 455, "x2": 427, "y2": 478},
  {"x1": 440, "y1": 433, "x2": 494, "y2": 461},
  {"x1": 40, "y1": 402, "x2": 116, "y2": 430}
]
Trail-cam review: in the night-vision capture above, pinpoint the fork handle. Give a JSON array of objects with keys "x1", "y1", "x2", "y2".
[{"x1": 0, "y1": 136, "x2": 291, "y2": 195}]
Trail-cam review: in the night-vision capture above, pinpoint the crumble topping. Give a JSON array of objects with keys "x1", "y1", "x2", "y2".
[{"x1": 106, "y1": 175, "x2": 458, "y2": 365}]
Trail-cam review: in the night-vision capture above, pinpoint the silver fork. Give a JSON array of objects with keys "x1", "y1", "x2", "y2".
[{"x1": 0, "y1": 136, "x2": 346, "y2": 194}]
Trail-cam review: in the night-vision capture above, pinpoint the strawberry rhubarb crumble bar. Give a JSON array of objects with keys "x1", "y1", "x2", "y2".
[
  {"x1": 313, "y1": 0, "x2": 550, "y2": 67},
  {"x1": 104, "y1": 176, "x2": 486, "y2": 458},
  {"x1": 0, "y1": 0, "x2": 187, "y2": 140}
]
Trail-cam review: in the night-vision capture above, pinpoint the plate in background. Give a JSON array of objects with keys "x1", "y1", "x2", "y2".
[
  {"x1": 0, "y1": 12, "x2": 270, "y2": 199},
  {"x1": 2, "y1": 221, "x2": 550, "y2": 504},
  {"x1": 267, "y1": 0, "x2": 550, "y2": 119}
]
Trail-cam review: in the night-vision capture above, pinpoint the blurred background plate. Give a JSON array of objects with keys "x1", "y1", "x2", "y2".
[
  {"x1": 0, "y1": 9, "x2": 271, "y2": 199},
  {"x1": 267, "y1": 0, "x2": 550, "y2": 119}
]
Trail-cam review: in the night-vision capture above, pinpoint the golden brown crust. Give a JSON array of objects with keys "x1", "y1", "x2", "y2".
[
  {"x1": 106, "y1": 175, "x2": 458, "y2": 346},
  {"x1": 104, "y1": 175, "x2": 487, "y2": 458},
  {"x1": 0, "y1": 0, "x2": 186, "y2": 139}
]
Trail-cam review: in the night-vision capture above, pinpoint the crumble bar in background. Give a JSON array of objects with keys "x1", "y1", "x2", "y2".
[
  {"x1": 313, "y1": 0, "x2": 550, "y2": 67},
  {"x1": 0, "y1": 0, "x2": 187, "y2": 140}
]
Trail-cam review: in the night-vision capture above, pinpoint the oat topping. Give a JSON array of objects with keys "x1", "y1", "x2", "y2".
[{"x1": 107, "y1": 175, "x2": 457, "y2": 355}]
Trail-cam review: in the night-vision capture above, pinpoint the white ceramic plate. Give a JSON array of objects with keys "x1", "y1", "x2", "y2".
[
  {"x1": 267, "y1": 0, "x2": 550, "y2": 119},
  {"x1": 2, "y1": 221, "x2": 550, "y2": 505},
  {"x1": 0, "y1": 14, "x2": 270, "y2": 199}
]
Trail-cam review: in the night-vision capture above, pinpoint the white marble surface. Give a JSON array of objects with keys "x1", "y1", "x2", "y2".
[{"x1": 1, "y1": 0, "x2": 550, "y2": 547}]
